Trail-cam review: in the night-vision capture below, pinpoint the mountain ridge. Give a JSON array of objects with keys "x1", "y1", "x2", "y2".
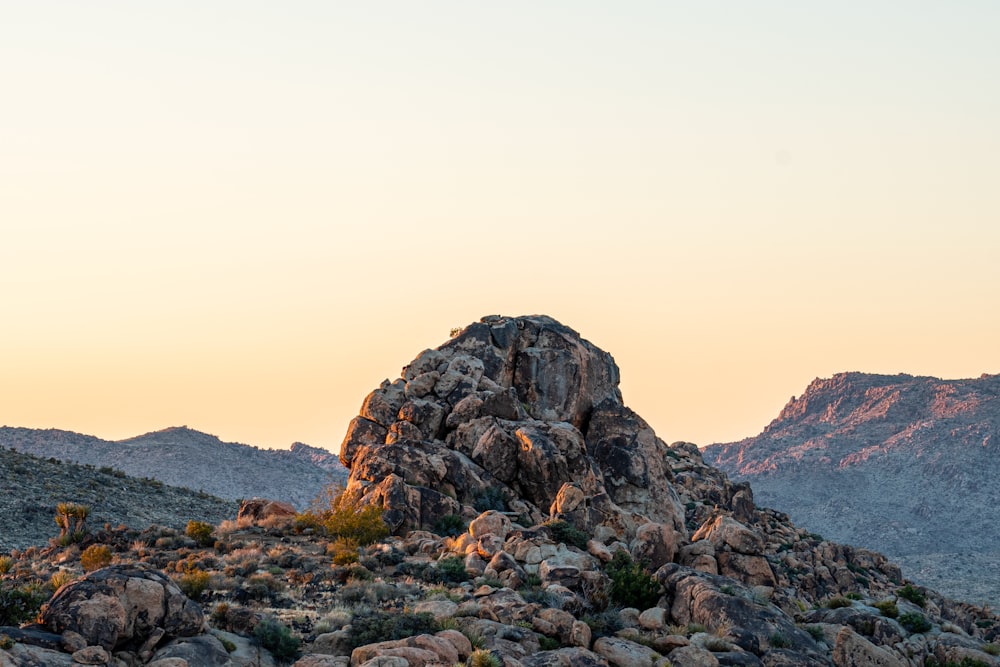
[
  {"x1": 704, "y1": 370, "x2": 1000, "y2": 608},
  {"x1": 0, "y1": 425, "x2": 347, "y2": 509}
]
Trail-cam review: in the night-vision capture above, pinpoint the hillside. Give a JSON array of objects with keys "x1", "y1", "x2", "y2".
[
  {"x1": 0, "y1": 425, "x2": 347, "y2": 509},
  {"x1": 704, "y1": 371, "x2": 1000, "y2": 608},
  {"x1": 0, "y1": 445, "x2": 235, "y2": 550}
]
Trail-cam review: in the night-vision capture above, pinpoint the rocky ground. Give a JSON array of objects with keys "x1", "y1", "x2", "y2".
[{"x1": 3, "y1": 315, "x2": 998, "y2": 667}]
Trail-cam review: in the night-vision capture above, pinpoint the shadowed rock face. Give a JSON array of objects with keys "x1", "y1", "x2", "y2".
[{"x1": 339, "y1": 315, "x2": 685, "y2": 549}]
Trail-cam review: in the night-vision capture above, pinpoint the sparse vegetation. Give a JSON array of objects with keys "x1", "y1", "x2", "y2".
[
  {"x1": 178, "y1": 568, "x2": 211, "y2": 600},
  {"x1": 472, "y1": 487, "x2": 506, "y2": 513},
  {"x1": 0, "y1": 556, "x2": 12, "y2": 574},
  {"x1": 328, "y1": 537, "x2": 361, "y2": 566},
  {"x1": 827, "y1": 596, "x2": 853, "y2": 609},
  {"x1": 434, "y1": 513, "x2": 466, "y2": 537}
]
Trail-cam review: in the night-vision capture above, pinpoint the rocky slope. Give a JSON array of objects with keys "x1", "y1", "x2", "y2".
[
  {"x1": 3, "y1": 317, "x2": 999, "y2": 667},
  {"x1": 0, "y1": 426, "x2": 347, "y2": 509},
  {"x1": 0, "y1": 445, "x2": 236, "y2": 550},
  {"x1": 703, "y1": 372, "x2": 1000, "y2": 609}
]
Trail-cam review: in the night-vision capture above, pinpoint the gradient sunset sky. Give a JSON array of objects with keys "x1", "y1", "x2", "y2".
[{"x1": 3, "y1": 2, "x2": 998, "y2": 452}]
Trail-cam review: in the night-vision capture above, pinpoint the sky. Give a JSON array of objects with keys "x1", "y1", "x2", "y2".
[{"x1": 2, "y1": 2, "x2": 999, "y2": 453}]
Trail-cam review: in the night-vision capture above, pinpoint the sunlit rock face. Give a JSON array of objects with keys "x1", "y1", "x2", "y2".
[{"x1": 339, "y1": 314, "x2": 686, "y2": 548}]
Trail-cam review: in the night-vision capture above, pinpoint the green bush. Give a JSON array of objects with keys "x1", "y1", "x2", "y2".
[
  {"x1": 434, "y1": 514, "x2": 466, "y2": 537},
  {"x1": 435, "y1": 556, "x2": 470, "y2": 584},
  {"x1": 472, "y1": 487, "x2": 506, "y2": 513},
  {"x1": 0, "y1": 634, "x2": 13, "y2": 650},
  {"x1": 804, "y1": 625, "x2": 825, "y2": 642},
  {"x1": 605, "y1": 551, "x2": 661, "y2": 610},
  {"x1": 0, "y1": 583, "x2": 48, "y2": 625},
  {"x1": 253, "y1": 617, "x2": 301, "y2": 663},
  {"x1": 897, "y1": 584, "x2": 927, "y2": 608},
  {"x1": 537, "y1": 635, "x2": 561, "y2": 651},
  {"x1": 544, "y1": 520, "x2": 589, "y2": 550},
  {"x1": 770, "y1": 632, "x2": 792, "y2": 648},
  {"x1": 925, "y1": 658, "x2": 991, "y2": 667},
  {"x1": 186, "y1": 520, "x2": 214, "y2": 547},
  {"x1": 874, "y1": 600, "x2": 899, "y2": 618},
  {"x1": 347, "y1": 609, "x2": 439, "y2": 649},
  {"x1": 898, "y1": 611, "x2": 931, "y2": 634},
  {"x1": 298, "y1": 486, "x2": 388, "y2": 546},
  {"x1": 827, "y1": 596, "x2": 853, "y2": 609}
]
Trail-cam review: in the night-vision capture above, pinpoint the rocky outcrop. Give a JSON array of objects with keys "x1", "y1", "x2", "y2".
[
  {"x1": 703, "y1": 372, "x2": 1000, "y2": 608},
  {"x1": 340, "y1": 315, "x2": 685, "y2": 553},
  {"x1": 39, "y1": 564, "x2": 203, "y2": 653}
]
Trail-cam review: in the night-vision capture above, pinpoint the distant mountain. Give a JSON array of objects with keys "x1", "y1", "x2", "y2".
[
  {"x1": 0, "y1": 445, "x2": 235, "y2": 550},
  {"x1": 0, "y1": 425, "x2": 348, "y2": 509},
  {"x1": 703, "y1": 371, "x2": 1000, "y2": 608}
]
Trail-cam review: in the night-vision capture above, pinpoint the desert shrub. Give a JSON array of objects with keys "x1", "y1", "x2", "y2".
[
  {"x1": 582, "y1": 608, "x2": 624, "y2": 637},
  {"x1": 179, "y1": 569, "x2": 211, "y2": 600},
  {"x1": 253, "y1": 617, "x2": 300, "y2": 663},
  {"x1": 845, "y1": 592, "x2": 863, "y2": 600},
  {"x1": 537, "y1": 635, "x2": 561, "y2": 651},
  {"x1": 0, "y1": 583, "x2": 48, "y2": 625},
  {"x1": 827, "y1": 597, "x2": 853, "y2": 609},
  {"x1": 897, "y1": 584, "x2": 927, "y2": 608},
  {"x1": 925, "y1": 659, "x2": 991, "y2": 667},
  {"x1": 469, "y1": 648, "x2": 503, "y2": 666},
  {"x1": 298, "y1": 486, "x2": 388, "y2": 546},
  {"x1": 434, "y1": 514, "x2": 466, "y2": 537},
  {"x1": 186, "y1": 520, "x2": 214, "y2": 547},
  {"x1": 347, "y1": 609, "x2": 439, "y2": 649},
  {"x1": 435, "y1": 556, "x2": 470, "y2": 584},
  {"x1": 219, "y1": 636, "x2": 237, "y2": 652},
  {"x1": 328, "y1": 537, "x2": 360, "y2": 566},
  {"x1": 605, "y1": 551, "x2": 661, "y2": 610},
  {"x1": 0, "y1": 634, "x2": 13, "y2": 650},
  {"x1": 983, "y1": 644, "x2": 999, "y2": 656},
  {"x1": 80, "y1": 545, "x2": 112, "y2": 572},
  {"x1": 770, "y1": 632, "x2": 792, "y2": 648},
  {"x1": 703, "y1": 635, "x2": 731, "y2": 651},
  {"x1": 48, "y1": 570, "x2": 75, "y2": 592},
  {"x1": 874, "y1": 600, "x2": 899, "y2": 618},
  {"x1": 472, "y1": 487, "x2": 507, "y2": 513},
  {"x1": 898, "y1": 611, "x2": 932, "y2": 634},
  {"x1": 0, "y1": 556, "x2": 12, "y2": 574},
  {"x1": 804, "y1": 624, "x2": 825, "y2": 642},
  {"x1": 544, "y1": 520, "x2": 589, "y2": 550}
]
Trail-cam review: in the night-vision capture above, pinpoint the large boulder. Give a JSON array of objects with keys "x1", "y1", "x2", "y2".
[
  {"x1": 339, "y1": 315, "x2": 690, "y2": 546},
  {"x1": 39, "y1": 564, "x2": 203, "y2": 652}
]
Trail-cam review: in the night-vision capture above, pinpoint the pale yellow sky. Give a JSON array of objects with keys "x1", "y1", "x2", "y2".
[{"x1": 2, "y1": 2, "x2": 998, "y2": 451}]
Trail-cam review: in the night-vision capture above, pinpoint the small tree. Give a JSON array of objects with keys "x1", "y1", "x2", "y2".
[
  {"x1": 296, "y1": 486, "x2": 388, "y2": 546},
  {"x1": 54, "y1": 503, "x2": 91, "y2": 545}
]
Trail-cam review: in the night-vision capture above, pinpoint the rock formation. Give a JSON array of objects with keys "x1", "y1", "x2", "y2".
[{"x1": 340, "y1": 315, "x2": 688, "y2": 563}]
